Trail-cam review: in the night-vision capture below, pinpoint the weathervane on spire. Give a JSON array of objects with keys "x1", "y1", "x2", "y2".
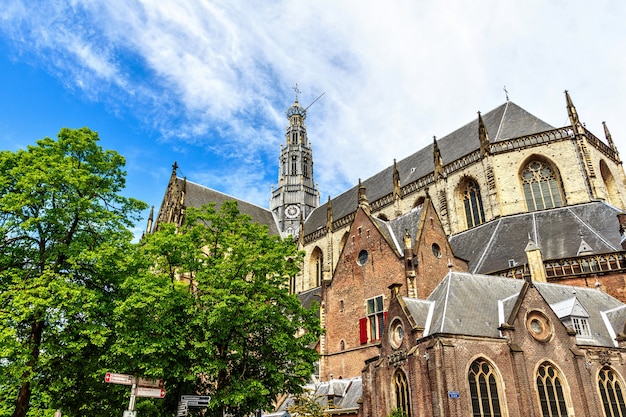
[
  {"x1": 504, "y1": 85, "x2": 509, "y2": 102},
  {"x1": 293, "y1": 83, "x2": 301, "y2": 102}
]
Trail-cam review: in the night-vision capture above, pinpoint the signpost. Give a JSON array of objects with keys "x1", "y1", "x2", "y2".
[
  {"x1": 181, "y1": 395, "x2": 211, "y2": 408},
  {"x1": 105, "y1": 372, "x2": 166, "y2": 416},
  {"x1": 105, "y1": 372, "x2": 133, "y2": 386},
  {"x1": 136, "y1": 387, "x2": 166, "y2": 398}
]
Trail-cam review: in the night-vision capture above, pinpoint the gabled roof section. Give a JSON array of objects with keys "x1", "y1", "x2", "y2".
[
  {"x1": 551, "y1": 297, "x2": 590, "y2": 319},
  {"x1": 374, "y1": 205, "x2": 424, "y2": 254},
  {"x1": 303, "y1": 101, "x2": 554, "y2": 235},
  {"x1": 403, "y1": 271, "x2": 626, "y2": 347},
  {"x1": 179, "y1": 179, "x2": 280, "y2": 235},
  {"x1": 534, "y1": 282, "x2": 626, "y2": 347},
  {"x1": 450, "y1": 201, "x2": 623, "y2": 274}
]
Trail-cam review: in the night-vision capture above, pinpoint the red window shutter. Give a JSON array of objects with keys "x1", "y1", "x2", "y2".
[{"x1": 359, "y1": 317, "x2": 368, "y2": 344}]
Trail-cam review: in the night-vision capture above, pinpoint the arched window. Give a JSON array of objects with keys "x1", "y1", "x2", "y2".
[
  {"x1": 536, "y1": 362, "x2": 570, "y2": 417},
  {"x1": 310, "y1": 247, "x2": 323, "y2": 287},
  {"x1": 394, "y1": 370, "x2": 411, "y2": 417},
  {"x1": 468, "y1": 358, "x2": 503, "y2": 417},
  {"x1": 600, "y1": 160, "x2": 622, "y2": 208},
  {"x1": 598, "y1": 366, "x2": 626, "y2": 417},
  {"x1": 339, "y1": 232, "x2": 349, "y2": 254},
  {"x1": 462, "y1": 179, "x2": 485, "y2": 228},
  {"x1": 521, "y1": 160, "x2": 564, "y2": 211}
]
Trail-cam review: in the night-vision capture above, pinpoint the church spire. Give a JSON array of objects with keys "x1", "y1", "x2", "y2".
[{"x1": 270, "y1": 86, "x2": 319, "y2": 237}]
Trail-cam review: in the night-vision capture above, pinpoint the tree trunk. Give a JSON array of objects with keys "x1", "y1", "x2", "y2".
[{"x1": 12, "y1": 319, "x2": 44, "y2": 417}]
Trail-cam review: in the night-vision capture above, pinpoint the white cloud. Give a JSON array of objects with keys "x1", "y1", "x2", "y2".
[{"x1": 2, "y1": 0, "x2": 626, "y2": 206}]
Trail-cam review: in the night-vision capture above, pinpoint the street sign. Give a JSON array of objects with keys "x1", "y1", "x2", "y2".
[
  {"x1": 123, "y1": 411, "x2": 137, "y2": 417},
  {"x1": 136, "y1": 387, "x2": 166, "y2": 398},
  {"x1": 176, "y1": 401, "x2": 189, "y2": 417},
  {"x1": 448, "y1": 391, "x2": 460, "y2": 399},
  {"x1": 181, "y1": 395, "x2": 211, "y2": 407},
  {"x1": 104, "y1": 372, "x2": 133, "y2": 385},
  {"x1": 137, "y1": 377, "x2": 164, "y2": 388}
]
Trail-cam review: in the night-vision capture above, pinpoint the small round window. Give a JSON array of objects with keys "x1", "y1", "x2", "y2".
[
  {"x1": 357, "y1": 250, "x2": 369, "y2": 265},
  {"x1": 526, "y1": 310, "x2": 552, "y2": 342},
  {"x1": 390, "y1": 320, "x2": 405, "y2": 349},
  {"x1": 432, "y1": 243, "x2": 442, "y2": 258}
]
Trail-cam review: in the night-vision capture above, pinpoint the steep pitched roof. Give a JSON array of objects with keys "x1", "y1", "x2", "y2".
[
  {"x1": 449, "y1": 201, "x2": 623, "y2": 274},
  {"x1": 268, "y1": 377, "x2": 363, "y2": 416},
  {"x1": 406, "y1": 272, "x2": 626, "y2": 347},
  {"x1": 181, "y1": 179, "x2": 280, "y2": 235},
  {"x1": 303, "y1": 101, "x2": 554, "y2": 235}
]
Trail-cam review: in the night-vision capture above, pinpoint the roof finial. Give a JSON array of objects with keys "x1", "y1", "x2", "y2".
[
  {"x1": 503, "y1": 85, "x2": 509, "y2": 102},
  {"x1": 293, "y1": 83, "x2": 301, "y2": 103}
]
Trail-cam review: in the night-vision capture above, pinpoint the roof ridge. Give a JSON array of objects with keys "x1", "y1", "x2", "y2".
[
  {"x1": 471, "y1": 218, "x2": 503, "y2": 274},
  {"x1": 493, "y1": 100, "x2": 510, "y2": 142}
]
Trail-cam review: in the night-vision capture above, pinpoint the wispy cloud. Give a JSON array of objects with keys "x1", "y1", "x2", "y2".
[{"x1": 2, "y1": 0, "x2": 625, "y2": 206}]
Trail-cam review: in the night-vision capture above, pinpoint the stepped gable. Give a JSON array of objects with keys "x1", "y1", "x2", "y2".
[
  {"x1": 303, "y1": 101, "x2": 554, "y2": 235},
  {"x1": 450, "y1": 201, "x2": 623, "y2": 274},
  {"x1": 182, "y1": 179, "x2": 280, "y2": 235},
  {"x1": 411, "y1": 272, "x2": 626, "y2": 346}
]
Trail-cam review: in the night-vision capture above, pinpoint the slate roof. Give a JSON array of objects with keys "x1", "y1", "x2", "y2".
[
  {"x1": 180, "y1": 178, "x2": 280, "y2": 235},
  {"x1": 303, "y1": 101, "x2": 555, "y2": 235},
  {"x1": 449, "y1": 201, "x2": 624, "y2": 274},
  {"x1": 372, "y1": 206, "x2": 424, "y2": 254},
  {"x1": 269, "y1": 377, "x2": 362, "y2": 416},
  {"x1": 298, "y1": 286, "x2": 322, "y2": 309},
  {"x1": 404, "y1": 272, "x2": 626, "y2": 347}
]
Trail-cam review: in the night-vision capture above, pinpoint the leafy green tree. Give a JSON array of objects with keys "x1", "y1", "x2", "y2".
[
  {"x1": 0, "y1": 128, "x2": 146, "y2": 417},
  {"x1": 117, "y1": 202, "x2": 321, "y2": 417}
]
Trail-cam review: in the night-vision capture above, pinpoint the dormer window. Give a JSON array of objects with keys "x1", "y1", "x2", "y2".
[
  {"x1": 550, "y1": 296, "x2": 592, "y2": 339},
  {"x1": 572, "y1": 317, "x2": 591, "y2": 337}
]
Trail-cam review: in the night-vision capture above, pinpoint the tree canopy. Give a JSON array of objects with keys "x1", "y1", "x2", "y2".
[
  {"x1": 0, "y1": 128, "x2": 146, "y2": 417},
  {"x1": 0, "y1": 129, "x2": 320, "y2": 417},
  {"x1": 118, "y1": 201, "x2": 321, "y2": 417}
]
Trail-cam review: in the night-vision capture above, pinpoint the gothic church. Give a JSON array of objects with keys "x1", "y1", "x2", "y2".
[{"x1": 152, "y1": 91, "x2": 626, "y2": 417}]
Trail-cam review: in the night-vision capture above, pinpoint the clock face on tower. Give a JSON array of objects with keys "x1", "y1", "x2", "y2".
[{"x1": 285, "y1": 204, "x2": 301, "y2": 219}]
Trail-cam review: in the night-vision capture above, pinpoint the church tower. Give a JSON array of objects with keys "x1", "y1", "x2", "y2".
[{"x1": 270, "y1": 87, "x2": 319, "y2": 236}]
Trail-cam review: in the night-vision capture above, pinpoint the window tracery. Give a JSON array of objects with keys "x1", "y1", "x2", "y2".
[
  {"x1": 598, "y1": 366, "x2": 626, "y2": 417},
  {"x1": 462, "y1": 179, "x2": 485, "y2": 228},
  {"x1": 468, "y1": 358, "x2": 503, "y2": 417},
  {"x1": 521, "y1": 160, "x2": 563, "y2": 211},
  {"x1": 536, "y1": 362, "x2": 570, "y2": 417}
]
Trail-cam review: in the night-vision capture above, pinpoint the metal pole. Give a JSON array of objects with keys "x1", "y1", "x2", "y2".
[{"x1": 128, "y1": 376, "x2": 137, "y2": 412}]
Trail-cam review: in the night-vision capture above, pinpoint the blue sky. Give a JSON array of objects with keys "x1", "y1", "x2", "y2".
[{"x1": 1, "y1": 1, "x2": 626, "y2": 239}]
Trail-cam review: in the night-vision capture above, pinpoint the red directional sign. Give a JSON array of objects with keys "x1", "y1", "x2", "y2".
[
  {"x1": 104, "y1": 372, "x2": 133, "y2": 385},
  {"x1": 136, "y1": 387, "x2": 166, "y2": 398}
]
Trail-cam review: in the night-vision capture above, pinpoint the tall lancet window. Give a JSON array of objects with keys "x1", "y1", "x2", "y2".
[
  {"x1": 303, "y1": 157, "x2": 309, "y2": 178},
  {"x1": 598, "y1": 366, "x2": 626, "y2": 417},
  {"x1": 468, "y1": 358, "x2": 503, "y2": 417},
  {"x1": 463, "y1": 179, "x2": 485, "y2": 228},
  {"x1": 394, "y1": 370, "x2": 411, "y2": 417},
  {"x1": 536, "y1": 362, "x2": 570, "y2": 417},
  {"x1": 521, "y1": 160, "x2": 563, "y2": 211}
]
